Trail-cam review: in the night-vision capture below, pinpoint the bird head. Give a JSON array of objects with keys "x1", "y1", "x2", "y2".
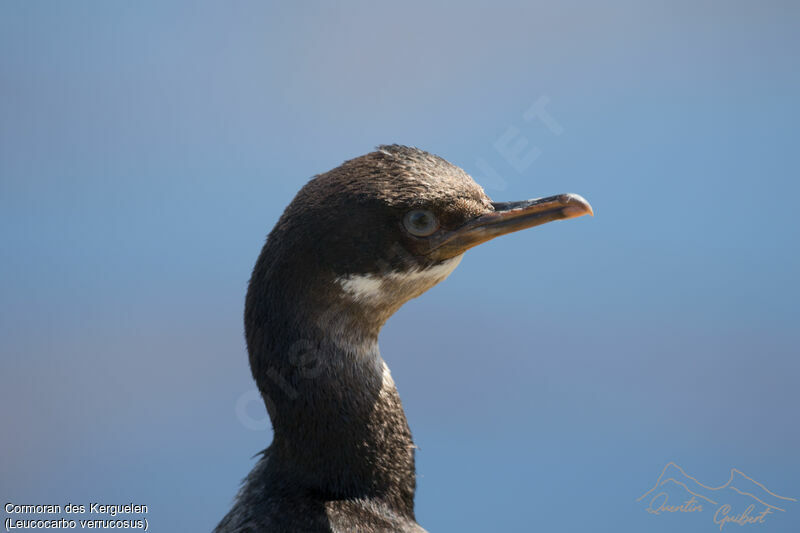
[{"x1": 252, "y1": 145, "x2": 592, "y2": 331}]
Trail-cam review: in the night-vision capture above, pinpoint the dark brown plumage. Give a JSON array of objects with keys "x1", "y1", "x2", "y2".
[{"x1": 215, "y1": 145, "x2": 592, "y2": 532}]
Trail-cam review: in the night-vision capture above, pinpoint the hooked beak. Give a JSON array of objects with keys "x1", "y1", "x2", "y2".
[{"x1": 428, "y1": 193, "x2": 593, "y2": 259}]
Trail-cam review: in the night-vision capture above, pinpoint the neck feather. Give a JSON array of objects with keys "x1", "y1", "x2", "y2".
[{"x1": 245, "y1": 262, "x2": 417, "y2": 516}]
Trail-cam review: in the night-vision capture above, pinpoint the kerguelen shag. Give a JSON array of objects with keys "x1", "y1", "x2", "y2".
[{"x1": 215, "y1": 145, "x2": 593, "y2": 532}]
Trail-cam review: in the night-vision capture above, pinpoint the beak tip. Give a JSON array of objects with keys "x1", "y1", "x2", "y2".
[{"x1": 561, "y1": 193, "x2": 594, "y2": 218}]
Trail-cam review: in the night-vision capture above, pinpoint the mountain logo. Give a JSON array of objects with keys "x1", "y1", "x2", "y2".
[{"x1": 637, "y1": 462, "x2": 796, "y2": 530}]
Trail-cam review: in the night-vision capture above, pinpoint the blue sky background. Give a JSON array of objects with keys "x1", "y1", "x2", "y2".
[{"x1": 1, "y1": 1, "x2": 798, "y2": 531}]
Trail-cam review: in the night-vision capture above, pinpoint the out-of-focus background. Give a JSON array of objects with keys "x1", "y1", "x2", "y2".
[{"x1": 2, "y1": 1, "x2": 798, "y2": 531}]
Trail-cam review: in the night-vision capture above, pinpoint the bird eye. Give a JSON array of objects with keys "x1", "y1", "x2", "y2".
[{"x1": 403, "y1": 209, "x2": 440, "y2": 237}]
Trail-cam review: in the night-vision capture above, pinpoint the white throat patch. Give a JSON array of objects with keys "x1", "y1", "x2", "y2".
[{"x1": 336, "y1": 254, "x2": 463, "y2": 305}]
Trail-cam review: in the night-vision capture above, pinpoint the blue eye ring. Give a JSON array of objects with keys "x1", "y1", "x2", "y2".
[{"x1": 403, "y1": 209, "x2": 440, "y2": 237}]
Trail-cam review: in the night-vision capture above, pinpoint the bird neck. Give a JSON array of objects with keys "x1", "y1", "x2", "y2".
[{"x1": 245, "y1": 269, "x2": 417, "y2": 517}]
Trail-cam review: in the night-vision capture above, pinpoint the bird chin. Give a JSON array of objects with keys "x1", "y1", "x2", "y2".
[{"x1": 335, "y1": 254, "x2": 464, "y2": 307}]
